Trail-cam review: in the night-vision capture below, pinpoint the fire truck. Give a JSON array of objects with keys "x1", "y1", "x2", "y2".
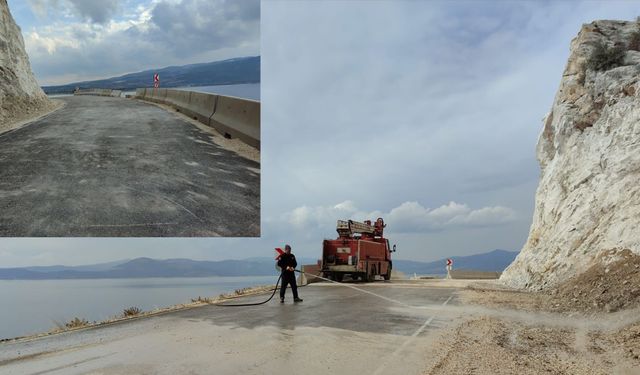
[{"x1": 321, "y1": 218, "x2": 396, "y2": 282}]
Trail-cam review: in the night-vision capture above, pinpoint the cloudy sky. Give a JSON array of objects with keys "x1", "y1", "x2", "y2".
[
  {"x1": 2, "y1": 1, "x2": 640, "y2": 267},
  {"x1": 7, "y1": 0, "x2": 260, "y2": 85}
]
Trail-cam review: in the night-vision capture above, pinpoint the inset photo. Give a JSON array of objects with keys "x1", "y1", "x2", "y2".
[{"x1": 0, "y1": 0, "x2": 260, "y2": 236}]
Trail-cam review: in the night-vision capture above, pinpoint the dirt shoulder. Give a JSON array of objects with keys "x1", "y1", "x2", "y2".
[
  {"x1": 0, "y1": 98, "x2": 64, "y2": 135},
  {"x1": 460, "y1": 250, "x2": 640, "y2": 315},
  {"x1": 420, "y1": 254, "x2": 640, "y2": 375},
  {"x1": 133, "y1": 98, "x2": 260, "y2": 163},
  {"x1": 424, "y1": 315, "x2": 639, "y2": 375}
]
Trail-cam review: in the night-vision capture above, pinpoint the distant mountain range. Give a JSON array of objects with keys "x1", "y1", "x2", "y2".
[
  {"x1": 393, "y1": 249, "x2": 518, "y2": 275},
  {"x1": 42, "y1": 56, "x2": 260, "y2": 94},
  {"x1": 0, "y1": 250, "x2": 517, "y2": 280},
  {"x1": 0, "y1": 257, "x2": 283, "y2": 280}
]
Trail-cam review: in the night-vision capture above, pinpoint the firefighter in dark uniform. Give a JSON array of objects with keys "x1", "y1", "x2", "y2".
[{"x1": 278, "y1": 244, "x2": 303, "y2": 303}]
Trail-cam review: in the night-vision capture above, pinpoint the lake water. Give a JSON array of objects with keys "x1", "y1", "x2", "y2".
[
  {"x1": 50, "y1": 83, "x2": 260, "y2": 101},
  {"x1": 175, "y1": 83, "x2": 260, "y2": 100},
  {"x1": 0, "y1": 275, "x2": 275, "y2": 340}
]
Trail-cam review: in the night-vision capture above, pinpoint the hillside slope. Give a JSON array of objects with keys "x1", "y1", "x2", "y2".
[
  {"x1": 502, "y1": 20, "x2": 640, "y2": 290},
  {"x1": 0, "y1": 0, "x2": 51, "y2": 128},
  {"x1": 42, "y1": 56, "x2": 260, "y2": 94}
]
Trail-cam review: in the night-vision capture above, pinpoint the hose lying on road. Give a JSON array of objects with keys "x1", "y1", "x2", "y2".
[
  {"x1": 217, "y1": 270, "x2": 329, "y2": 307},
  {"x1": 217, "y1": 270, "x2": 410, "y2": 307},
  {"x1": 216, "y1": 274, "x2": 283, "y2": 307}
]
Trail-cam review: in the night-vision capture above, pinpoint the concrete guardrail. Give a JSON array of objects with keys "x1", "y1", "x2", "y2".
[
  {"x1": 74, "y1": 88, "x2": 123, "y2": 97},
  {"x1": 299, "y1": 264, "x2": 323, "y2": 286},
  {"x1": 210, "y1": 95, "x2": 260, "y2": 149},
  {"x1": 135, "y1": 88, "x2": 260, "y2": 149},
  {"x1": 143, "y1": 88, "x2": 168, "y2": 104}
]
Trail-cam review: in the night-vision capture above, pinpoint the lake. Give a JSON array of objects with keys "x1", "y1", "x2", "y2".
[
  {"x1": 50, "y1": 83, "x2": 260, "y2": 101},
  {"x1": 0, "y1": 275, "x2": 275, "y2": 340},
  {"x1": 174, "y1": 83, "x2": 260, "y2": 100}
]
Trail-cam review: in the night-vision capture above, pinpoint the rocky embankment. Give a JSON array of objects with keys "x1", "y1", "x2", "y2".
[
  {"x1": 0, "y1": 0, "x2": 53, "y2": 132},
  {"x1": 502, "y1": 20, "x2": 640, "y2": 290}
]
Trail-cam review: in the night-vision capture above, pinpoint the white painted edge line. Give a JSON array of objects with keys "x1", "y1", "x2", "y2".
[{"x1": 372, "y1": 294, "x2": 454, "y2": 375}]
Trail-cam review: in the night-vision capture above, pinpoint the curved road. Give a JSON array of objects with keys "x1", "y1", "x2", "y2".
[{"x1": 0, "y1": 96, "x2": 259, "y2": 236}]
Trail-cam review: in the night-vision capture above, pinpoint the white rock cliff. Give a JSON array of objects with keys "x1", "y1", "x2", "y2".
[
  {"x1": 0, "y1": 0, "x2": 49, "y2": 125},
  {"x1": 501, "y1": 20, "x2": 640, "y2": 290}
]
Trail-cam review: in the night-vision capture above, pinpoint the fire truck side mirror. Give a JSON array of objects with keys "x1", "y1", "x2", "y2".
[{"x1": 392, "y1": 244, "x2": 396, "y2": 252}]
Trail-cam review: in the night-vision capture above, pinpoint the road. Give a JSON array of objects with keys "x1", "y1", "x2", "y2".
[
  {"x1": 0, "y1": 282, "x2": 460, "y2": 375},
  {"x1": 0, "y1": 96, "x2": 259, "y2": 236}
]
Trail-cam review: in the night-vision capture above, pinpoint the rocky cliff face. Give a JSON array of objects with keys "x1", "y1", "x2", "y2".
[
  {"x1": 0, "y1": 0, "x2": 49, "y2": 126},
  {"x1": 501, "y1": 20, "x2": 640, "y2": 290}
]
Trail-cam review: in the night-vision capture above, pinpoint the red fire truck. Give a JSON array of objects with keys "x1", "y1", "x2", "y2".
[{"x1": 321, "y1": 218, "x2": 396, "y2": 282}]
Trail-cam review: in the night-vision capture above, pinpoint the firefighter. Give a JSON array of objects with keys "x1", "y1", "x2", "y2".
[{"x1": 277, "y1": 244, "x2": 303, "y2": 303}]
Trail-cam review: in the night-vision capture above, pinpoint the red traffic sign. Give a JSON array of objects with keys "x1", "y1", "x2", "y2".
[
  {"x1": 274, "y1": 247, "x2": 284, "y2": 260},
  {"x1": 446, "y1": 258, "x2": 453, "y2": 266}
]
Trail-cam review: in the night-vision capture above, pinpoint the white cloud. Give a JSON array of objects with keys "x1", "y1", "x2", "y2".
[
  {"x1": 26, "y1": 29, "x2": 80, "y2": 54},
  {"x1": 27, "y1": 0, "x2": 120, "y2": 24},
  {"x1": 280, "y1": 200, "x2": 516, "y2": 234},
  {"x1": 5, "y1": 1, "x2": 640, "y2": 266},
  {"x1": 21, "y1": 0, "x2": 260, "y2": 85},
  {"x1": 286, "y1": 200, "x2": 370, "y2": 230}
]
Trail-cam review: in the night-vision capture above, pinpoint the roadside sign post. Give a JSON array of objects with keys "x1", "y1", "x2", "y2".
[
  {"x1": 153, "y1": 73, "x2": 160, "y2": 88},
  {"x1": 446, "y1": 258, "x2": 453, "y2": 279}
]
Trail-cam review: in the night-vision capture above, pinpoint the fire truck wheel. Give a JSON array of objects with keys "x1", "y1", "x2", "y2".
[
  {"x1": 335, "y1": 273, "x2": 344, "y2": 282},
  {"x1": 383, "y1": 267, "x2": 391, "y2": 281},
  {"x1": 366, "y1": 265, "x2": 376, "y2": 282}
]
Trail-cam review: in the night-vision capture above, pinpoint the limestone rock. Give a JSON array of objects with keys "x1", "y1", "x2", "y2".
[
  {"x1": 0, "y1": 0, "x2": 49, "y2": 125},
  {"x1": 501, "y1": 20, "x2": 640, "y2": 290}
]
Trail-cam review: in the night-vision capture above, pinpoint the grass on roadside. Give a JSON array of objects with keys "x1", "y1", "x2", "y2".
[{"x1": 122, "y1": 306, "x2": 142, "y2": 317}]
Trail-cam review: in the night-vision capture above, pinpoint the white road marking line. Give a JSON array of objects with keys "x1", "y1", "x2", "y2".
[
  {"x1": 303, "y1": 274, "x2": 414, "y2": 307},
  {"x1": 85, "y1": 223, "x2": 177, "y2": 227},
  {"x1": 372, "y1": 294, "x2": 454, "y2": 375}
]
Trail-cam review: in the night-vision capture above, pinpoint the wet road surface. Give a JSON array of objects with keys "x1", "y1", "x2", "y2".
[
  {"x1": 0, "y1": 281, "x2": 460, "y2": 375},
  {"x1": 0, "y1": 96, "x2": 259, "y2": 236}
]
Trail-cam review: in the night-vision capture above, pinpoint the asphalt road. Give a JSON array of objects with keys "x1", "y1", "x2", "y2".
[
  {"x1": 0, "y1": 96, "x2": 260, "y2": 236},
  {"x1": 0, "y1": 282, "x2": 459, "y2": 375}
]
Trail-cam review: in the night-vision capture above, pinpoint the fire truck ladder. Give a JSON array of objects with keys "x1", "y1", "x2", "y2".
[{"x1": 336, "y1": 220, "x2": 375, "y2": 237}]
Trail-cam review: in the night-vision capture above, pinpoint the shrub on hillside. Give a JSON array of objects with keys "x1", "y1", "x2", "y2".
[
  {"x1": 629, "y1": 31, "x2": 640, "y2": 51},
  {"x1": 586, "y1": 41, "x2": 626, "y2": 71}
]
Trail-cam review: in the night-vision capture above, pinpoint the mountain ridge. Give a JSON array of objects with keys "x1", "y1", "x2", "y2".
[
  {"x1": 393, "y1": 249, "x2": 518, "y2": 275},
  {"x1": 0, "y1": 250, "x2": 516, "y2": 279},
  {"x1": 42, "y1": 56, "x2": 260, "y2": 94}
]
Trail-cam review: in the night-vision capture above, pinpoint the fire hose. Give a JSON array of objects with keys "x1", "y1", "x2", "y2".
[
  {"x1": 216, "y1": 273, "x2": 284, "y2": 307},
  {"x1": 217, "y1": 269, "x2": 409, "y2": 307},
  {"x1": 217, "y1": 270, "x2": 307, "y2": 307}
]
